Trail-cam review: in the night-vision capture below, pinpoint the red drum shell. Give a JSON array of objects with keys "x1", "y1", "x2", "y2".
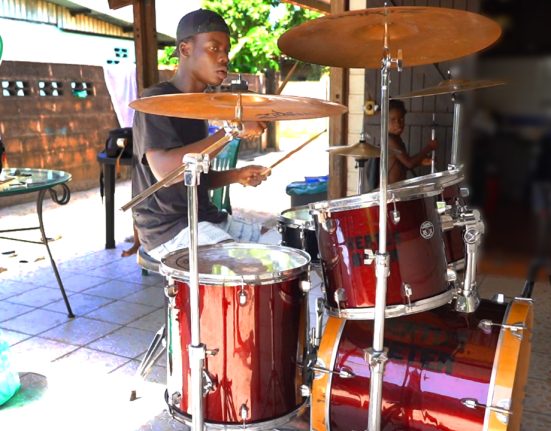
[
  {"x1": 162, "y1": 244, "x2": 310, "y2": 425},
  {"x1": 311, "y1": 299, "x2": 533, "y2": 431},
  {"x1": 391, "y1": 168, "x2": 468, "y2": 268},
  {"x1": 313, "y1": 193, "x2": 448, "y2": 313}
]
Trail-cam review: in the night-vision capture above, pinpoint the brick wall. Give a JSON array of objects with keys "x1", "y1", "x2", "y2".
[
  {"x1": 0, "y1": 63, "x2": 266, "y2": 207},
  {"x1": 0, "y1": 61, "x2": 120, "y2": 206}
]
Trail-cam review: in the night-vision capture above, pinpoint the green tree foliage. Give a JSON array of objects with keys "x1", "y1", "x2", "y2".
[{"x1": 159, "y1": 1, "x2": 321, "y2": 73}]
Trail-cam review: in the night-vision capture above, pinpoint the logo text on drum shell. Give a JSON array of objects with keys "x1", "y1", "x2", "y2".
[
  {"x1": 420, "y1": 221, "x2": 435, "y2": 239},
  {"x1": 346, "y1": 234, "x2": 399, "y2": 267}
]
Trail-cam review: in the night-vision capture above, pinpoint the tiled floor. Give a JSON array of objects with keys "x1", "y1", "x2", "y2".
[{"x1": 0, "y1": 141, "x2": 550, "y2": 429}]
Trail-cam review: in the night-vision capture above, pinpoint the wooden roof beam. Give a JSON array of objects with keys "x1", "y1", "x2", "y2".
[
  {"x1": 107, "y1": 0, "x2": 132, "y2": 10},
  {"x1": 280, "y1": 0, "x2": 331, "y2": 14}
]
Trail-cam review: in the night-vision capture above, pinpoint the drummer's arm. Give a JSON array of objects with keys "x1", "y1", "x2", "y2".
[
  {"x1": 146, "y1": 128, "x2": 229, "y2": 183},
  {"x1": 392, "y1": 136, "x2": 438, "y2": 170},
  {"x1": 208, "y1": 165, "x2": 270, "y2": 189}
]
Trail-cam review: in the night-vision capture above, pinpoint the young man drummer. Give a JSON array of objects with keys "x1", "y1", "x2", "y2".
[{"x1": 132, "y1": 9, "x2": 270, "y2": 261}]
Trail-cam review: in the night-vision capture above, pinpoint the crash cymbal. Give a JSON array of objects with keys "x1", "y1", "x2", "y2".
[
  {"x1": 327, "y1": 141, "x2": 398, "y2": 159},
  {"x1": 129, "y1": 93, "x2": 348, "y2": 122},
  {"x1": 278, "y1": 6, "x2": 501, "y2": 69},
  {"x1": 392, "y1": 79, "x2": 506, "y2": 99}
]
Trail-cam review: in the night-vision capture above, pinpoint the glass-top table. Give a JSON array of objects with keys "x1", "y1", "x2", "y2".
[
  {"x1": 0, "y1": 168, "x2": 71, "y2": 196},
  {"x1": 0, "y1": 168, "x2": 74, "y2": 317}
]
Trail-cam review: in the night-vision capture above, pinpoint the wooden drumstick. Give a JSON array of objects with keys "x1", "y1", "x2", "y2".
[{"x1": 262, "y1": 129, "x2": 327, "y2": 176}]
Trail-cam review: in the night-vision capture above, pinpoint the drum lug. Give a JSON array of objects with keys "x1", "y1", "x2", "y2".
[
  {"x1": 334, "y1": 288, "x2": 347, "y2": 310},
  {"x1": 240, "y1": 403, "x2": 249, "y2": 424},
  {"x1": 238, "y1": 281, "x2": 248, "y2": 306},
  {"x1": 390, "y1": 195, "x2": 400, "y2": 224},
  {"x1": 300, "y1": 279, "x2": 311, "y2": 293},
  {"x1": 461, "y1": 398, "x2": 512, "y2": 423},
  {"x1": 459, "y1": 186, "x2": 470, "y2": 198},
  {"x1": 447, "y1": 268, "x2": 457, "y2": 283},
  {"x1": 171, "y1": 391, "x2": 182, "y2": 406},
  {"x1": 206, "y1": 348, "x2": 219, "y2": 357},
  {"x1": 300, "y1": 384, "x2": 310, "y2": 398},
  {"x1": 202, "y1": 370, "x2": 217, "y2": 395},
  {"x1": 478, "y1": 319, "x2": 527, "y2": 339},
  {"x1": 165, "y1": 281, "x2": 178, "y2": 298},
  {"x1": 401, "y1": 283, "x2": 413, "y2": 309}
]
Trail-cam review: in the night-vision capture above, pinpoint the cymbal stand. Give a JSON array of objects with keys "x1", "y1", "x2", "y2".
[
  {"x1": 449, "y1": 92, "x2": 463, "y2": 168},
  {"x1": 183, "y1": 152, "x2": 210, "y2": 431},
  {"x1": 365, "y1": 42, "x2": 402, "y2": 431},
  {"x1": 356, "y1": 158, "x2": 368, "y2": 194},
  {"x1": 430, "y1": 113, "x2": 437, "y2": 173}
]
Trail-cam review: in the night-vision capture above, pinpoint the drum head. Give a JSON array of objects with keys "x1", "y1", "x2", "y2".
[
  {"x1": 278, "y1": 205, "x2": 315, "y2": 229},
  {"x1": 161, "y1": 242, "x2": 310, "y2": 285}
]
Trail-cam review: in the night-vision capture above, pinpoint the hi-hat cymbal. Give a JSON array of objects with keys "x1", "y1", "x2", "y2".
[
  {"x1": 392, "y1": 79, "x2": 506, "y2": 99},
  {"x1": 129, "y1": 93, "x2": 347, "y2": 121},
  {"x1": 327, "y1": 141, "x2": 396, "y2": 159},
  {"x1": 278, "y1": 6, "x2": 501, "y2": 69}
]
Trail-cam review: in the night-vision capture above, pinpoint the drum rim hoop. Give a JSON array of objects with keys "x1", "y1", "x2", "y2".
[
  {"x1": 484, "y1": 297, "x2": 533, "y2": 427},
  {"x1": 278, "y1": 205, "x2": 316, "y2": 229},
  {"x1": 310, "y1": 185, "x2": 443, "y2": 214},
  {"x1": 160, "y1": 242, "x2": 311, "y2": 284}
]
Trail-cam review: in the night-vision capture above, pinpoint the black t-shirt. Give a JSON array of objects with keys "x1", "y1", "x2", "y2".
[{"x1": 131, "y1": 81, "x2": 227, "y2": 251}]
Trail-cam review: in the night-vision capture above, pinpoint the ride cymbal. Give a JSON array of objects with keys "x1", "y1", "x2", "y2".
[
  {"x1": 129, "y1": 93, "x2": 348, "y2": 121},
  {"x1": 278, "y1": 6, "x2": 501, "y2": 69},
  {"x1": 392, "y1": 79, "x2": 506, "y2": 99}
]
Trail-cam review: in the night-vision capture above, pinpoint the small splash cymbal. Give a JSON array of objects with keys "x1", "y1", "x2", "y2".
[
  {"x1": 328, "y1": 141, "x2": 388, "y2": 159},
  {"x1": 392, "y1": 79, "x2": 506, "y2": 99},
  {"x1": 129, "y1": 92, "x2": 348, "y2": 122}
]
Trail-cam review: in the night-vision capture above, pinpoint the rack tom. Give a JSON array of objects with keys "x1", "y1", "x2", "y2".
[{"x1": 310, "y1": 182, "x2": 450, "y2": 319}]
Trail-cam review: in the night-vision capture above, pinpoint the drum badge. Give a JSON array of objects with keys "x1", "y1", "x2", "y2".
[{"x1": 420, "y1": 221, "x2": 435, "y2": 239}]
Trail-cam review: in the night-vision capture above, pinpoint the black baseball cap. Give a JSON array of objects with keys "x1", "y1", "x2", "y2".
[{"x1": 174, "y1": 9, "x2": 230, "y2": 49}]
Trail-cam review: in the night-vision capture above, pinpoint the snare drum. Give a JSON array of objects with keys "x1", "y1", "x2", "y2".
[
  {"x1": 310, "y1": 182, "x2": 450, "y2": 319},
  {"x1": 161, "y1": 243, "x2": 311, "y2": 429},
  {"x1": 311, "y1": 298, "x2": 533, "y2": 431},
  {"x1": 278, "y1": 206, "x2": 320, "y2": 264},
  {"x1": 392, "y1": 167, "x2": 468, "y2": 270}
]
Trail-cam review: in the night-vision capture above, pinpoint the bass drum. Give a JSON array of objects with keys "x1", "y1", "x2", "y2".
[{"x1": 311, "y1": 298, "x2": 533, "y2": 431}]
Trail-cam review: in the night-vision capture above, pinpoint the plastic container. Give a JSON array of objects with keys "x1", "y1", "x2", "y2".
[
  {"x1": 286, "y1": 176, "x2": 328, "y2": 207},
  {"x1": 0, "y1": 337, "x2": 20, "y2": 406}
]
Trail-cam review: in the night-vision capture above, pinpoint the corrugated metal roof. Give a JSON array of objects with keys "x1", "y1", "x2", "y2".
[{"x1": 1, "y1": 0, "x2": 175, "y2": 45}]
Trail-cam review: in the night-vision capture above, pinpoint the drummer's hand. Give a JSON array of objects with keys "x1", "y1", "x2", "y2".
[
  {"x1": 237, "y1": 165, "x2": 270, "y2": 187},
  {"x1": 238, "y1": 122, "x2": 268, "y2": 140}
]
